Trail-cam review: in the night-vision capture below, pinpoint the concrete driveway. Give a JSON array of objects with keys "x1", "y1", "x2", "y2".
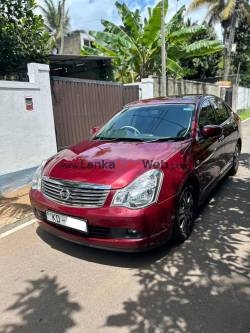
[{"x1": 0, "y1": 122, "x2": 249, "y2": 333}]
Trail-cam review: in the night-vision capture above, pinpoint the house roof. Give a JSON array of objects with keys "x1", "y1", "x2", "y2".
[
  {"x1": 49, "y1": 55, "x2": 111, "y2": 65},
  {"x1": 48, "y1": 55, "x2": 113, "y2": 80}
]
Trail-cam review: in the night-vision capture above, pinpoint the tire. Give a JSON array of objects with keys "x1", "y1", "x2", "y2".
[
  {"x1": 174, "y1": 185, "x2": 195, "y2": 243},
  {"x1": 228, "y1": 142, "x2": 240, "y2": 176}
]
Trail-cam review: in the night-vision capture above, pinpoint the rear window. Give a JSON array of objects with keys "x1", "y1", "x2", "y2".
[
  {"x1": 211, "y1": 98, "x2": 230, "y2": 124},
  {"x1": 199, "y1": 100, "x2": 217, "y2": 127}
]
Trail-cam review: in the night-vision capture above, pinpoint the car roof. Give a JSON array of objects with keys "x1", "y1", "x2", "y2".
[{"x1": 125, "y1": 95, "x2": 208, "y2": 108}]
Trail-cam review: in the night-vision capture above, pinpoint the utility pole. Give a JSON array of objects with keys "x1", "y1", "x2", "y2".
[
  {"x1": 222, "y1": 5, "x2": 238, "y2": 100},
  {"x1": 236, "y1": 62, "x2": 241, "y2": 86},
  {"x1": 59, "y1": 0, "x2": 65, "y2": 55},
  {"x1": 161, "y1": 0, "x2": 166, "y2": 96}
]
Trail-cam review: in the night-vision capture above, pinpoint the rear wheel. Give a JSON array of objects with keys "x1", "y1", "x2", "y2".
[
  {"x1": 228, "y1": 142, "x2": 240, "y2": 176},
  {"x1": 174, "y1": 185, "x2": 195, "y2": 242}
]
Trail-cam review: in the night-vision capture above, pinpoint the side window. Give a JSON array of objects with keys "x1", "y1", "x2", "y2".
[
  {"x1": 225, "y1": 103, "x2": 233, "y2": 115},
  {"x1": 211, "y1": 98, "x2": 230, "y2": 124},
  {"x1": 198, "y1": 100, "x2": 217, "y2": 128}
]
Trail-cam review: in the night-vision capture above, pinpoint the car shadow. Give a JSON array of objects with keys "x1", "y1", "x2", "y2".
[
  {"x1": 240, "y1": 152, "x2": 250, "y2": 171},
  {"x1": 103, "y1": 174, "x2": 250, "y2": 332},
  {"x1": 36, "y1": 226, "x2": 176, "y2": 269}
]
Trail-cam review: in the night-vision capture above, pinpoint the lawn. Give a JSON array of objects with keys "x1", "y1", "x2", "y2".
[{"x1": 238, "y1": 109, "x2": 250, "y2": 121}]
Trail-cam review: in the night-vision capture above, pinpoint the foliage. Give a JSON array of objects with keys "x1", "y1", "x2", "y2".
[
  {"x1": 189, "y1": 0, "x2": 250, "y2": 80},
  {"x1": 0, "y1": 0, "x2": 51, "y2": 75},
  {"x1": 238, "y1": 108, "x2": 250, "y2": 120},
  {"x1": 232, "y1": 17, "x2": 250, "y2": 87},
  {"x1": 81, "y1": 1, "x2": 223, "y2": 83},
  {"x1": 40, "y1": 0, "x2": 70, "y2": 44},
  {"x1": 189, "y1": 0, "x2": 250, "y2": 25},
  {"x1": 180, "y1": 22, "x2": 222, "y2": 80}
]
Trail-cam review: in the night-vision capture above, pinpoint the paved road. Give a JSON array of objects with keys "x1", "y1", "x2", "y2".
[{"x1": 1, "y1": 122, "x2": 250, "y2": 333}]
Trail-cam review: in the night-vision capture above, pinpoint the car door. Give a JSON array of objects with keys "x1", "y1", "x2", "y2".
[
  {"x1": 193, "y1": 99, "x2": 225, "y2": 192},
  {"x1": 210, "y1": 97, "x2": 236, "y2": 174},
  {"x1": 223, "y1": 103, "x2": 238, "y2": 165}
]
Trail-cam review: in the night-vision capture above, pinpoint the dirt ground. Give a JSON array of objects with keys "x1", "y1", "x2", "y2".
[{"x1": 0, "y1": 185, "x2": 32, "y2": 228}]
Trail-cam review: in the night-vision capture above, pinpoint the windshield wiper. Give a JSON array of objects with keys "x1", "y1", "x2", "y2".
[
  {"x1": 93, "y1": 136, "x2": 144, "y2": 142},
  {"x1": 93, "y1": 136, "x2": 117, "y2": 141},
  {"x1": 109, "y1": 137, "x2": 145, "y2": 142},
  {"x1": 145, "y1": 136, "x2": 187, "y2": 143},
  {"x1": 94, "y1": 136, "x2": 187, "y2": 143}
]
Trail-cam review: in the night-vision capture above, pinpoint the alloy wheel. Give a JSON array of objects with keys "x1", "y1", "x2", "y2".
[
  {"x1": 233, "y1": 144, "x2": 240, "y2": 171},
  {"x1": 177, "y1": 188, "x2": 194, "y2": 239}
]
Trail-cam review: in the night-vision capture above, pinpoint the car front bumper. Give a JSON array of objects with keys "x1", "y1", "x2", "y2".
[{"x1": 30, "y1": 189, "x2": 176, "y2": 252}]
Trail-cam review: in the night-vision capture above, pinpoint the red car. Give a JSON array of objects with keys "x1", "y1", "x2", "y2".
[{"x1": 30, "y1": 95, "x2": 241, "y2": 252}]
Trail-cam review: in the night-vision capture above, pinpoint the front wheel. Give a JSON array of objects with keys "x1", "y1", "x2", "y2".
[
  {"x1": 228, "y1": 142, "x2": 240, "y2": 176},
  {"x1": 174, "y1": 185, "x2": 195, "y2": 243}
]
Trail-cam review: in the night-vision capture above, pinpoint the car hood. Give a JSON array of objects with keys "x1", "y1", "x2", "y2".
[{"x1": 43, "y1": 140, "x2": 188, "y2": 189}]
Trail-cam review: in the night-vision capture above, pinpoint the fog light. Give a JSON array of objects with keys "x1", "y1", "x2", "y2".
[{"x1": 127, "y1": 229, "x2": 140, "y2": 237}]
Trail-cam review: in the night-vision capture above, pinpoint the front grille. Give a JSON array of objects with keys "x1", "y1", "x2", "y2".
[
  {"x1": 41, "y1": 177, "x2": 110, "y2": 208},
  {"x1": 34, "y1": 209, "x2": 142, "y2": 239}
]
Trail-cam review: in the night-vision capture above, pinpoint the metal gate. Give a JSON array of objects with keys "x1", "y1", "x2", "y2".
[{"x1": 51, "y1": 77, "x2": 139, "y2": 150}]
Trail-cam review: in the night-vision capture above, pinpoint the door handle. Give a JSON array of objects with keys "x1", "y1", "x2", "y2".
[{"x1": 218, "y1": 134, "x2": 225, "y2": 142}]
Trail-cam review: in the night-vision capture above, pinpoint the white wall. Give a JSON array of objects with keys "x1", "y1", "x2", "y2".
[
  {"x1": 124, "y1": 78, "x2": 154, "y2": 100},
  {"x1": 125, "y1": 77, "x2": 221, "y2": 100},
  {"x1": 236, "y1": 86, "x2": 250, "y2": 111},
  {"x1": 0, "y1": 63, "x2": 57, "y2": 175}
]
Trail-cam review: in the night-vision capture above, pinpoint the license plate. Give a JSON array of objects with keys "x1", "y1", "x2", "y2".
[{"x1": 46, "y1": 211, "x2": 88, "y2": 233}]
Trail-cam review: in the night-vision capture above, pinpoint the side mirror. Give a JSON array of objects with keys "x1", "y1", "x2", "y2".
[
  {"x1": 90, "y1": 126, "x2": 100, "y2": 136},
  {"x1": 201, "y1": 125, "x2": 222, "y2": 138}
]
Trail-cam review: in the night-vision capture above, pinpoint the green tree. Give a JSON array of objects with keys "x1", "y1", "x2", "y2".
[
  {"x1": 180, "y1": 21, "x2": 222, "y2": 80},
  {"x1": 232, "y1": 17, "x2": 250, "y2": 86},
  {"x1": 189, "y1": 0, "x2": 250, "y2": 80},
  {"x1": 0, "y1": 0, "x2": 51, "y2": 76},
  {"x1": 81, "y1": 1, "x2": 223, "y2": 83},
  {"x1": 40, "y1": 0, "x2": 70, "y2": 53}
]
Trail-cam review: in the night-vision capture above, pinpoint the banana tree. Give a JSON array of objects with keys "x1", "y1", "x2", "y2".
[
  {"x1": 81, "y1": 1, "x2": 223, "y2": 83},
  {"x1": 189, "y1": 0, "x2": 250, "y2": 80}
]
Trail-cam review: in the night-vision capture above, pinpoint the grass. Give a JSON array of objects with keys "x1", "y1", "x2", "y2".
[{"x1": 238, "y1": 109, "x2": 250, "y2": 121}]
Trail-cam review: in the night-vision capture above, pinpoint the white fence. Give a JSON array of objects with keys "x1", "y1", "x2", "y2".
[
  {"x1": 126, "y1": 77, "x2": 220, "y2": 100},
  {"x1": 126, "y1": 77, "x2": 250, "y2": 112},
  {"x1": 236, "y1": 86, "x2": 250, "y2": 110},
  {"x1": 0, "y1": 63, "x2": 57, "y2": 175}
]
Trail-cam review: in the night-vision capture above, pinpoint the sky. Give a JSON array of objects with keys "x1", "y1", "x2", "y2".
[{"x1": 38, "y1": 0, "x2": 222, "y2": 39}]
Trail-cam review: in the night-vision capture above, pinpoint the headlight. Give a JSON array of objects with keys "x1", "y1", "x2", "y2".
[
  {"x1": 31, "y1": 160, "x2": 47, "y2": 191},
  {"x1": 111, "y1": 169, "x2": 163, "y2": 209}
]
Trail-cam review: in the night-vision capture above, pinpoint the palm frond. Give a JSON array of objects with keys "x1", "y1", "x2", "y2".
[
  {"x1": 168, "y1": 25, "x2": 207, "y2": 42},
  {"x1": 188, "y1": 0, "x2": 217, "y2": 11},
  {"x1": 101, "y1": 19, "x2": 142, "y2": 59},
  {"x1": 40, "y1": 0, "x2": 70, "y2": 38},
  {"x1": 81, "y1": 46, "x2": 100, "y2": 56},
  {"x1": 115, "y1": 1, "x2": 141, "y2": 39},
  {"x1": 142, "y1": 0, "x2": 168, "y2": 46},
  {"x1": 182, "y1": 39, "x2": 224, "y2": 58},
  {"x1": 166, "y1": 5, "x2": 186, "y2": 35},
  {"x1": 220, "y1": 0, "x2": 236, "y2": 21},
  {"x1": 204, "y1": 3, "x2": 222, "y2": 24},
  {"x1": 167, "y1": 58, "x2": 184, "y2": 78}
]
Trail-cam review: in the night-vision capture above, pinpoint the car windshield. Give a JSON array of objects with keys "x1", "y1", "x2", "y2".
[{"x1": 94, "y1": 103, "x2": 195, "y2": 142}]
